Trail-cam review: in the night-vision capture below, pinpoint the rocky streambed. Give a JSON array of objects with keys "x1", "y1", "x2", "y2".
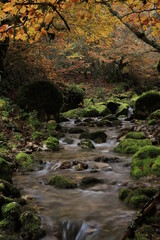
[{"x1": 13, "y1": 118, "x2": 137, "y2": 240}]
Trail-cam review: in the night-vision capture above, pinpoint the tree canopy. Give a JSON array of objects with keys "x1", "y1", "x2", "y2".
[{"x1": 0, "y1": 0, "x2": 160, "y2": 51}]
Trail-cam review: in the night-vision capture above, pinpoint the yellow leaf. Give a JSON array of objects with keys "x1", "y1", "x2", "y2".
[
  {"x1": 44, "y1": 13, "x2": 53, "y2": 25},
  {"x1": 35, "y1": 32, "x2": 41, "y2": 41},
  {"x1": 3, "y1": 3, "x2": 13, "y2": 12},
  {"x1": 41, "y1": 28, "x2": 47, "y2": 36},
  {"x1": 20, "y1": 5, "x2": 26, "y2": 14}
]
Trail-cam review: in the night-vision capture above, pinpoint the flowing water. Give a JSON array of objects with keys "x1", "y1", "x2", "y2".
[{"x1": 13, "y1": 118, "x2": 136, "y2": 240}]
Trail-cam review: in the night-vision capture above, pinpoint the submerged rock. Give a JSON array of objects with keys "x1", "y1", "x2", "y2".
[{"x1": 80, "y1": 176, "x2": 103, "y2": 188}]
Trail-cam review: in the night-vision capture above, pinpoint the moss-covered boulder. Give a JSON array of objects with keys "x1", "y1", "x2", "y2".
[
  {"x1": 107, "y1": 101, "x2": 120, "y2": 114},
  {"x1": 80, "y1": 176, "x2": 103, "y2": 188},
  {"x1": 135, "y1": 91, "x2": 160, "y2": 119},
  {"x1": 131, "y1": 145, "x2": 160, "y2": 178},
  {"x1": 79, "y1": 131, "x2": 107, "y2": 143},
  {"x1": 61, "y1": 84, "x2": 85, "y2": 112},
  {"x1": 78, "y1": 139, "x2": 95, "y2": 149},
  {"x1": 20, "y1": 211, "x2": 45, "y2": 240},
  {"x1": 43, "y1": 137, "x2": 59, "y2": 151},
  {"x1": 119, "y1": 187, "x2": 157, "y2": 208},
  {"x1": 16, "y1": 81, "x2": 63, "y2": 120},
  {"x1": 126, "y1": 132, "x2": 146, "y2": 140},
  {"x1": 32, "y1": 131, "x2": 44, "y2": 141},
  {"x1": 2, "y1": 202, "x2": 21, "y2": 221},
  {"x1": 116, "y1": 103, "x2": 129, "y2": 117},
  {"x1": 0, "y1": 158, "x2": 12, "y2": 183},
  {"x1": 114, "y1": 138, "x2": 151, "y2": 154},
  {"x1": 0, "y1": 179, "x2": 20, "y2": 198},
  {"x1": 49, "y1": 175, "x2": 77, "y2": 189},
  {"x1": 15, "y1": 153, "x2": 33, "y2": 170}
]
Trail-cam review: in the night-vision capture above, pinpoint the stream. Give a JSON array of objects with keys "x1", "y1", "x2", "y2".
[{"x1": 13, "y1": 118, "x2": 136, "y2": 240}]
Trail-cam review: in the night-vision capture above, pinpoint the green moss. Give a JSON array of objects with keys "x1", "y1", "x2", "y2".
[
  {"x1": 0, "y1": 179, "x2": 20, "y2": 198},
  {"x1": 20, "y1": 211, "x2": 45, "y2": 240},
  {"x1": 62, "y1": 108, "x2": 84, "y2": 118},
  {"x1": 114, "y1": 139, "x2": 151, "y2": 154},
  {"x1": 2, "y1": 202, "x2": 21, "y2": 221},
  {"x1": 43, "y1": 137, "x2": 59, "y2": 151},
  {"x1": 119, "y1": 187, "x2": 157, "y2": 208},
  {"x1": 47, "y1": 121, "x2": 57, "y2": 135},
  {"x1": 119, "y1": 188, "x2": 131, "y2": 201},
  {"x1": 116, "y1": 103, "x2": 129, "y2": 117},
  {"x1": 148, "y1": 119, "x2": 157, "y2": 126},
  {"x1": 27, "y1": 111, "x2": 41, "y2": 130},
  {"x1": 150, "y1": 109, "x2": 160, "y2": 119},
  {"x1": 0, "y1": 219, "x2": 14, "y2": 232},
  {"x1": 0, "y1": 234, "x2": 21, "y2": 240},
  {"x1": 80, "y1": 176, "x2": 103, "y2": 188},
  {"x1": 49, "y1": 175, "x2": 77, "y2": 189},
  {"x1": 32, "y1": 131, "x2": 43, "y2": 141},
  {"x1": 131, "y1": 146, "x2": 160, "y2": 178},
  {"x1": 15, "y1": 152, "x2": 33, "y2": 170},
  {"x1": 0, "y1": 158, "x2": 12, "y2": 182},
  {"x1": 126, "y1": 132, "x2": 146, "y2": 139}
]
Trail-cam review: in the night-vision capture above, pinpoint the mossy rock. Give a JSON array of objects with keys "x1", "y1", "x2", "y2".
[
  {"x1": 114, "y1": 138, "x2": 151, "y2": 154},
  {"x1": 20, "y1": 211, "x2": 45, "y2": 240},
  {"x1": 49, "y1": 175, "x2": 77, "y2": 189},
  {"x1": 116, "y1": 103, "x2": 129, "y2": 117},
  {"x1": 32, "y1": 131, "x2": 44, "y2": 141},
  {"x1": 126, "y1": 132, "x2": 146, "y2": 140},
  {"x1": 0, "y1": 179, "x2": 20, "y2": 198},
  {"x1": 0, "y1": 158, "x2": 12, "y2": 183},
  {"x1": 79, "y1": 131, "x2": 107, "y2": 143},
  {"x1": 148, "y1": 119, "x2": 157, "y2": 126},
  {"x1": 68, "y1": 127, "x2": 84, "y2": 134},
  {"x1": 107, "y1": 101, "x2": 120, "y2": 114},
  {"x1": 0, "y1": 219, "x2": 16, "y2": 232},
  {"x1": 2, "y1": 202, "x2": 21, "y2": 221},
  {"x1": 135, "y1": 91, "x2": 160, "y2": 119},
  {"x1": 16, "y1": 81, "x2": 63, "y2": 120},
  {"x1": 150, "y1": 109, "x2": 160, "y2": 120},
  {"x1": 43, "y1": 137, "x2": 59, "y2": 151},
  {"x1": 119, "y1": 187, "x2": 157, "y2": 208},
  {"x1": 61, "y1": 84, "x2": 85, "y2": 112},
  {"x1": 80, "y1": 176, "x2": 103, "y2": 188},
  {"x1": 15, "y1": 152, "x2": 33, "y2": 170},
  {"x1": 78, "y1": 139, "x2": 95, "y2": 149},
  {"x1": 131, "y1": 145, "x2": 160, "y2": 178}
]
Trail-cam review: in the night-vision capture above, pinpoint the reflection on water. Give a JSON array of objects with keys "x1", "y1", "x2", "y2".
[{"x1": 13, "y1": 119, "x2": 135, "y2": 240}]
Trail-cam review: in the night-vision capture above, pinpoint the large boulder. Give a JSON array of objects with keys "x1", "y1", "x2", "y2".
[
  {"x1": 131, "y1": 145, "x2": 160, "y2": 178},
  {"x1": 135, "y1": 91, "x2": 160, "y2": 119},
  {"x1": 16, "y1": 81, "x2": 63, "y2": 120}
]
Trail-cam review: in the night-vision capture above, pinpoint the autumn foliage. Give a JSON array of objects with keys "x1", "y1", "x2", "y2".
[{"x1": 0, "y1": 0, "x2": 159, "y2": 52}]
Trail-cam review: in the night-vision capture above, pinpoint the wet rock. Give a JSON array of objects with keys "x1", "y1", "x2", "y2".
[
  {"x1": 79, "y1": 131, "x2": 107, "y2": 143},
  {"x1": 94, "y1": 156, "x2": 120, "y2": 163},
  {"x1": 72, "y1": 160, "x2": 88, "y2": 171},
  {"x1": 0, "y1": 158, "x2": 12, "y2": 183},
  {"x1": 63, "y1": 138, "x2": 74, "y2": 144},
  {"x1": 49, "y1": 175, "x2": 77, "y2": 189},
  {"x1": 59, "y1": 161, "x2": 72, "y2": 169},
  {"x1": 78, "y1": 139, "x2": 95, "y2": 149},
  {"x1": 0, "y1": 179, "x2": 21, "y2": 198},
  {"x1": 68, "y1": 127, "x2": 84, "y2": 134},
  {"x1": 80, "y1": 176, "x2": 103, "y2": 188},
  {"x1": 20, "y1": 211, "x2": 46, "y2": 240},
  {"x1": 90, "y1": 162, "x2": 112, "y2": 171},
  {"x1": 96, "y1": 119, "x2": 112, "y2": 127},
  {"x1": 59, "y1": 116, "x2": 70, "y2": 122}
]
